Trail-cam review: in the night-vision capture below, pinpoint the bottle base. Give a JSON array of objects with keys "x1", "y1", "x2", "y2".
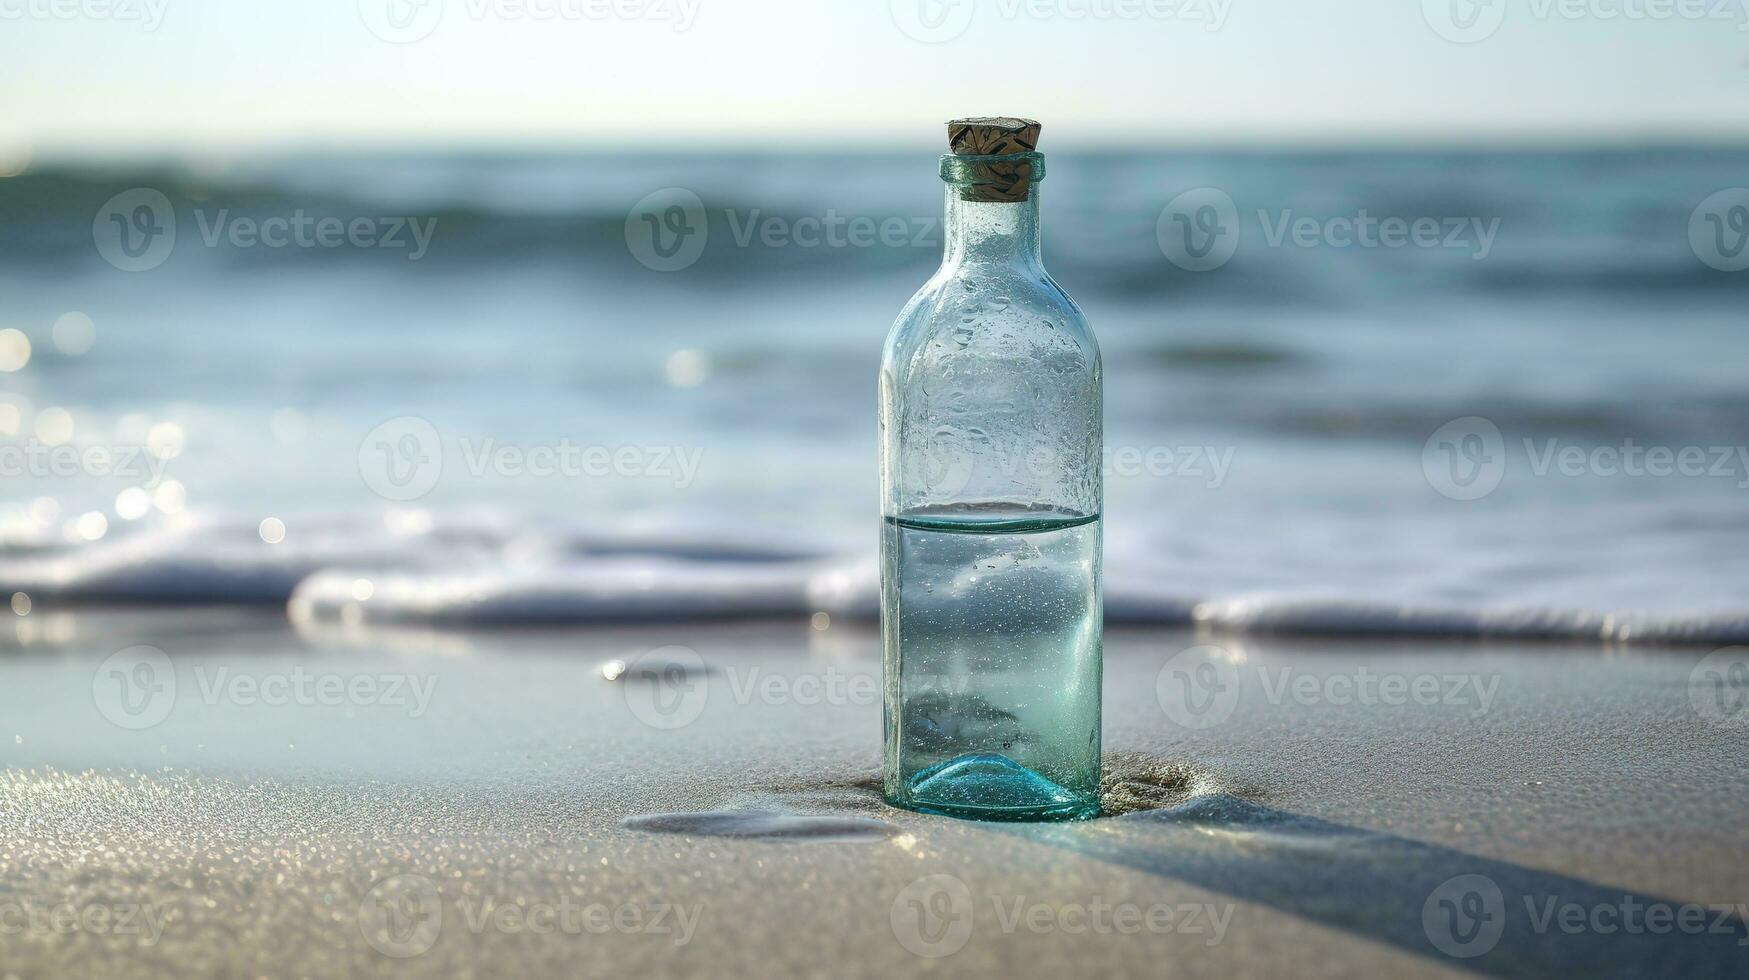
[{"x1": 888, "y1": 752, "x2": 1100, "y2": 822}]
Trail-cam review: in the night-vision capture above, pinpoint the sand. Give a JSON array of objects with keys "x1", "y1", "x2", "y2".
[{"x1": 0, "y1": 611, "x2": 1743, "y2": 978}]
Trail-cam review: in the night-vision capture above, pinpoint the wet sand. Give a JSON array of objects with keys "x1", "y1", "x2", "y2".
[{"x1": 0, "y1": 611, "x2": 1743, "y2": 978}]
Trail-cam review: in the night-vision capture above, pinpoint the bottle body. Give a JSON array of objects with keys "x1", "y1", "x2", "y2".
[{"x1": 879, "y1": 155, "x2": 1102, "y2": 821}]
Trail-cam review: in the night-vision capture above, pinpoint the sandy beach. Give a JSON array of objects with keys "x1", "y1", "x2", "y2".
[{"x1": 0, "y1": 611, "x2": 1742, "y2": 978}]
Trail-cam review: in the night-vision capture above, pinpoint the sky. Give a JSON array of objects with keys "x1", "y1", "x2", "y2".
[{"x1": 2, "y1": 0, "x2": 1747, "y2": 158}]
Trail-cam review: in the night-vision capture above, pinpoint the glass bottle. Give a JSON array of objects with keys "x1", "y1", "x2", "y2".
[{"x1": 879, "y1": 118, "x2": 1103, "y2": 821}]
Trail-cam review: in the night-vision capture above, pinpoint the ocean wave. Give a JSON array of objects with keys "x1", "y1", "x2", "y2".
[
  {"x1": 10, "y1": 150, "x2": 1747, "y2": 301},
  {"x1": 3, "y1": 512, "x2": 1743, "y2": 645}
]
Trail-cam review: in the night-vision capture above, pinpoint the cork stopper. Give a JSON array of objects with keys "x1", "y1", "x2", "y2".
[{"x1": 946, "y1": 117, "x2": 1041, "y2": 203}]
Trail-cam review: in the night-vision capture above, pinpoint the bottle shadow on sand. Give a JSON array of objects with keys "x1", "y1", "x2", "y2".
[{"x1": 1007, "y1": 781, "x2": 1746, "y2": 978}]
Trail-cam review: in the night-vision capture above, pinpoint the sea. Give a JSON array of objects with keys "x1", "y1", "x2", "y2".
[{"x1": 1, "y1": 147, "x2": 1746, "y2": 643}]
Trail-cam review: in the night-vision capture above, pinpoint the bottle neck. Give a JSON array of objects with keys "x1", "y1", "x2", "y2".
[{"x1": 942, "y1": 189, "x2": 1043, "y2": 271}]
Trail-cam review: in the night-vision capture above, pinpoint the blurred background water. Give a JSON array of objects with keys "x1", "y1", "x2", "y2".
[{"x1": 2, "y1": 148, "x2": 1746, "y2": 639}]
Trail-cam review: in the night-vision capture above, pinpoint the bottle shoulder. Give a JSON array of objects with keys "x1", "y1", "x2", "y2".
[{"x1": 881, "y1": 264, "x2": 1099, "y2": 380}]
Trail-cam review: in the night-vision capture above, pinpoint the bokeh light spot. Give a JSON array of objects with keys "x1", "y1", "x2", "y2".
[
  {"x1": 51, "y1": 312, "x2": 96, "y2": 356},
  {"x1": 0, "y1": 329, "x2": 31, "y2": 372}
]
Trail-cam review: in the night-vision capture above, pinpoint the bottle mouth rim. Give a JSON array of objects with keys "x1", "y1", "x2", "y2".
[{"x1": 938, "y1": 152, "x2": 1046, "y2": 187}]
